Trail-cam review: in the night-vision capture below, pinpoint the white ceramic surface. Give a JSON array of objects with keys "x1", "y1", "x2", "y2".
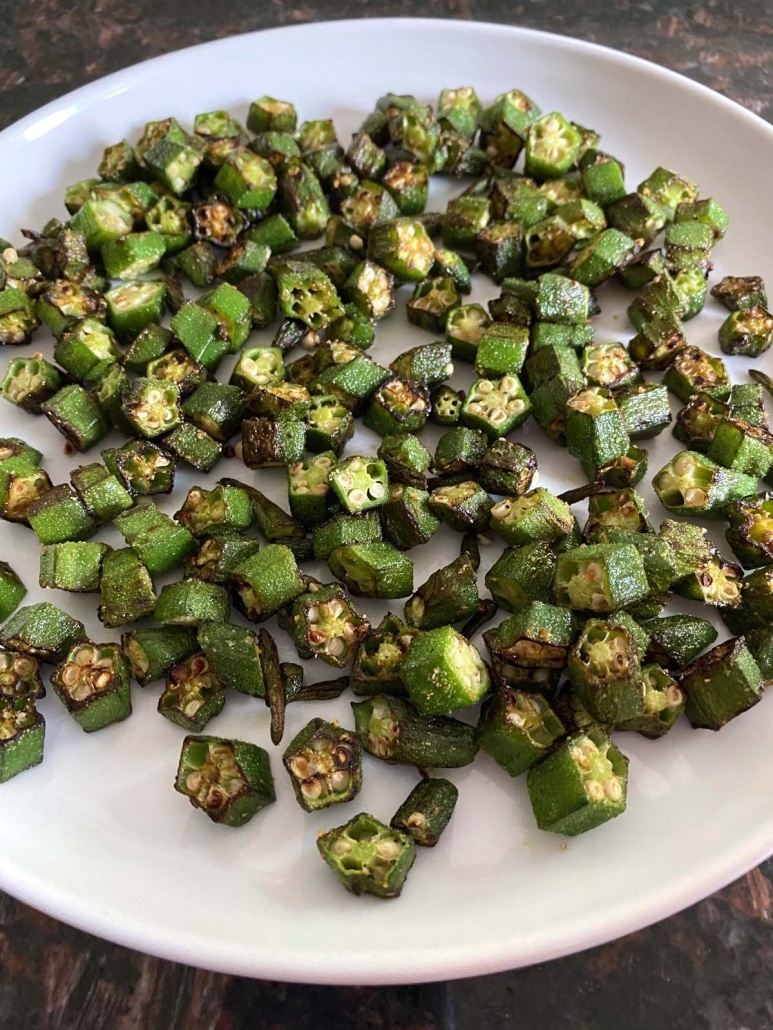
[{"x1": 0, "y1": 19, "x2": 772, "y2": 985}]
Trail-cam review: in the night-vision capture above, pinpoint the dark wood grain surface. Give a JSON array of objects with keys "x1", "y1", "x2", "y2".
[{"x1": 1, "y1": 2, "x2": 772, "y2": 1027}]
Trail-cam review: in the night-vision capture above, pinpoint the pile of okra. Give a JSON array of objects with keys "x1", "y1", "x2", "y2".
[{"x1": 0, "y1": 85, "x2": 771, "y2": 899}]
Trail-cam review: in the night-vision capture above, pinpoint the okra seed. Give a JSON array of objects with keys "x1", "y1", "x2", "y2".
[
  {"x1": 327, "y1": 637, "x2": 346, "y2": 658},
  {"x1": 673, "y1": 454, "x2": 695, "y2": 477},
  {"x1": 604, "y1": 779, "x2": 623, "y2": 802},
  {"x1": 491, "y1": 500, "x2": 512, "y2": 520},
  {"x1": 184, "y1": 699, "x2": 204, "y2": 717},
  {"x1": 290, "y1": 756, "x2": 311, "y2": 779},
  {"x1": 331, "y1": 838, "x2": 352, "y2": 856},
  {"x1": 585, "y1": 779, "x2": 605, "y2": 802},
  {"x1": 301, "y1": 777, "x2": 324, "y2": 799},
  {"x1": 684, "y1": 488, "x2": 708, "y2": 507},
  {"x1": 490, "y1": 408, "x2": 507, "y2": 425},
  {"x1": 330, "y1": 770, "x2": 349, "y2": 793},
  {"x1": 375, "y1": 839, "x2": 401, "y2": 861},
  {"x1": 367, "y1": 482, "x2": 385, "y2": 499},
  {"x1": 348, "y1": 488, "x2": 366, "y2": 506},
  {"x1": 186, "y1": 771, "x2": 202, "y2": 792},
  {"x1": 478, "y1": 380, "x2": 493, "y2": 395}
]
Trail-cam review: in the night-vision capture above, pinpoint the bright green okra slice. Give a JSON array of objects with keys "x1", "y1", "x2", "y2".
[
  {"x1": 616, "y1": 664, "x2": 685, "y2": 738},
  {"x1": 0, "y1": 649, "x2": 43, "y2": 700},
  {"x1": 390, "y1": 777, "x2": 459, "y2": 847},
  {"x1": 351, "y1": 694, "x2": 477, "y2": 767},
  {"x1": 527, "y1": 727, "x2": 628, "y2": 836},
  {"x1": 484, "y1": 541, "x2": 557, "y2": 614},
  {"x1": 289, "y1": 583, "x2": 370, "y2": 668},
  {"x1": 154, "y1": 580, "x2": 230, "y2": 626},
  {"x1": 0, "y1": 561, "x2": 26, "y2": 622},
  {"x1": 121, "y1": 626, "x2": 199, "y2": 687},
  {"x1": 51, "y1": 641, "x2": 132, "y2": 733},
  {"x1": 725, "y1": 493, "x2": 773, "y2": 568},
  {"x1": 175, "y1": 734, "x2": 275, "y2": 826},
  {"x1": 404, "y1": 555, "x2": 479, "y2": 631},
  {"x1": 114, "y1": 504, "x2": 195, "y2": 575},
  {"x1": 283, "y1": 717, "x2": 362, "y2": 811},
  {"x1": 1, "y1": 352, "x2": 63, "y2": 414},
  {"x1": 566, "y1": 388, "x2": 629, "y2": 468},
  {"x1": 461, "y1": 374, "x2": 530, "y2": 438},
  {"x1": 39, "y1": 541, "x2": 108, "y2": 593},
  {"x1": 477, "y1": 687, "x2": 565, "y2": 777},
  {"x1": 652, "y1": 450, "x2": 757, "y2": 518},
  {"x1": 0, "y1": 697, "x2": 45, "y2": 782},
  {"x1": 489, "y1": 487, "x2": 575, "y2": 548},
  {"x1": 399, "y1": 626, "x2": 489, "y2": 716},
  {"x1": 482, "y1": 602, "x2": 574, "y2": 690},
  {"x1": 174, "y1": 483, "x2": 253, "y2": 538},
  {"x1": 196, "y1": 623, "x2": 265, "y2": 698},
  {"x1": 329, "y1": 455, "x2": 389, "y2": 513},
  {"x1": 554, "y1": 543, "x2": 650, "y2": 613},
  {"x1": 317, "y1": 812, "x2": 416, "y2": 899},
  {"x1": 158, "y1": 652, "x2": 226, "y2": 731},
  {"x1": 328, "y1": 542, "x2": 413, "y2": 599},
  {"x1": 568, "y1": 618, "x2": 645, "y2": 724},
  {"x1": 231, "y1": 544, "x2": 305, "y2": 621}
]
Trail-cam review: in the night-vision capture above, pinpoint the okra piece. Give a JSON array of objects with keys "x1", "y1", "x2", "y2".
[
  {"x1": 114, "y1": 503, "x2": 195, "y2": 575},
  {"x1": 272, "y1": 258, "x2": 343, "y2": 331},
  {"x1": 231, "y1": 544, "x2": 304, "y2": 622},
  {"x1": 445, "y1": 302, "x2": 490, "y2": 362},
  {"x1": 317, "y1": 812, "x2": 416, "y2": 899},
  {"x1": 169, "y1": 302, "x2": 228, "y2": 374},
  {"x1": 582, "y1": 342, "x2": 641, "y2": 392},
  {"x1": 184, "y1": 535, "x2": 261, "y2": 585},
  {"x1": 399, "y1": 626, "x2": 489, "y2": 716},
  {"x1": 617, "y1": 383, "x2": 672, "y2": 440},
  {"x1": 565, "y1": 388, "x2": 630, "y2": 469},
  {"x1": 366, "y1": 217, "x2": 435, "y2": 283},
  {"x1": 174, "y1": 483, "x2": 252, "y2": 538},
  {"x1": 343, "y1": 259, "x2": 396, "y2": 321},
  {"x1": 145, "y1": 349, "x2": 208, "y2": 398},
  {"x1": 483, "y1": 602, "x2": 575, "y2": 692},
  {"x1": 489, "y1": 488, "x2": 575, "y2": 548},
  {"x1": 71, "y1": 463, "x2": 133, "y2": 523},
  {"x1": 0, "y1": 696, "x2": 44, "y2": 782},
  {"x1": 711, "y1": 275, "x2": 767, "y2": 312},
  {"x1": 163, "y1": 424, "x2": 222, "y2": 473},
  {"x1": 312, "y1": 511, "x2": 382, "y2": 561},
  {"x1": 277, "y1": 160, "x2": 330, "y2": 239},
  {"x1": 721, "y1": 566, "x2": 773, "y2": 636},
  {"x1": 350, "y1": 613, "x2": 416, "y2": 697},
  {"x1": 461, "y1": 373, "x2": 531, "y2": 438},
  {"x1": 579, "y1": 149, "x2": 626, "y2": 206},
  {"x1": 718, "y1": 306, "x2": 773, "y2": 358},
  {"x1": 568, "y1": 617, "x2": 645, "y2": 724},
  {"x1": 105, "y1": 280, "x2": 166, "y2": 341},
  {"x1": 181, "y1": 382, "x2": 248, "y2": 443},
  {"x1": 330, "y1": 455, "x2": 389, "y2": 514},
  {"x1": 50, "y1": 641, "x2": 131, "y2": 733},
  {"x1": 527, "y1": 727, "x2": 628, "y2": 836},
  {"x1": 288, "y1": 583, "x2": 369, "y2": 668},
  {"x1": 283, "y1": 717, "x2": 362, "y2": 812},
  {"x1": 175, "y1": 734, "x2": 274, "y2": 826},
  {"x1": 104, "y1": 440, "x2": 175, "y2": 496},
  {"x1": 0, "y1": 287, "x2": 40, "y2": 345},
  {"x1": 477, "y1": 687, "x2": 565, "y2": 776},
  {"x1": 429, "y1": 384, "x2": 464, "y2": 427},
  {"x1": 197, "y1": 622, "x2": 264, "y2": 698},
  {"x1": 120, "y1": 377, "x2": 181, "y2": 440},
  {"x1": 391, "y1": 777, "x2": 458, "y2": 847},
  {"x1": 381, "y1": 481, "x2": 441, "y2": 550},
  {"x1": 583, "y1": 489, "x2": 652, "y2": 543},
  {"x1": 474, "y1": 323, "x2": 530, "y2": 379},
  {"x1": 707, "y1": 418, "x2": 773, "y2": 478},
  {"x1": 39, "y1": 541, "x2": 108, "y2": 593},
  {"x1": 41, "y1": 385, "x2": 111, "y2": 452},
  {"x1": 642, "y1": 614, "x2": 718, "y2": 669},
  {"x1": 524, "y1": 112, "x2": 582, "y2": 179},
  {"x1": 154, "y1": 580, "x2": 230, "y2": 627},
  {"x1": 287, "y1": 452, "x2": 336, "y2": 527},
  {"x1": 240, "y1": 417, "x2": 306, "y2": 468},
  {"x1": 554, "y1": 542, "x2": 650, "y2": 613},
  {"x1": 328, "y1": 541, "x2": 413, "y2": 599},
  {"x1": 432, "y1": 427, "x2": 487, "y2": 481},
  {"x1": 230, "y1": 346, "x2": 284, "y2": 394},
  {"x1": 214, "y1": 147, "x2": 276, "y2": 211},
  {"x1": 248, "y1": 96, "x2": 296, "y2": 133},
  {"x1": 0, "y1": 603, "x2": 86, "y2": 663},
  {"x1": 404, "y1": 555, "x2": 479, "y2": 631},
  {"x1": 0, "y1": 562, "x2": 25, "y2": 624},
  {"x1": 663, "y1": 345, "x2": 730, "y2": 403},
  {"x1": 653, "y1": 450, "x2": 757, "y2": 518},
  {"x1": 679, "y1": 638, "x2": 763, "y2": 731},
  {"x1": 389, "y1": 341, "x2": 454, "y2": 388},
  {"x1": 616, "y1": 664, "x2": 685, "y2": 739},
  {"x1": 364, "y1": 376, "x2": 431, "y2": 437},
  {"x1": 1, "y1": 352, "x2": 63, "y2": 413},
  {"x1": 725, "y1": 493, "x2": 773, "y2": 568},
  {"x1": 158, "y1": 652, "x2": 226, "y2": 732},
  {"x1": 428, "y1": 480, "x2": 493, "y2": 533},
  {"x1": 377, "y1": 434, "x2": 431, "y2": 489},
  {"x1": 98, "y1": 548, "x2": 156, "y2": 628},
  {"x1": 0, "y1": 464, "x2": 52, "y2": 525},
  {"x1": 478, "y1": 440, "x2": 538, "y2": 498},
  {"x1": 351, "y1": 694, "x2": 478, "y2": 767},
  {"x1": 484, "y1": 541, "x2": 556, "y2": 614},
  {"x1": 565, "y1": 228, "x2": 637, "y2": 287},
  {"x1": 27, "y1": 484, "x2": 97, "y2": 545},
  {"x1": 122, "y1": 626, "x2": 198, "y2": 687}
]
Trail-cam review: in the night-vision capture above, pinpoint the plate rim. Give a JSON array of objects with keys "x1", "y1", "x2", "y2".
[{"x1": 1, "y1": 16, "x2": 773, "y2": 984}]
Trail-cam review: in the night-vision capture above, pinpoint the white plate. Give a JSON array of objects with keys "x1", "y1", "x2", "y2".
[{"x1": 0, "y1": 18, "x2": 772, "y2": 986}]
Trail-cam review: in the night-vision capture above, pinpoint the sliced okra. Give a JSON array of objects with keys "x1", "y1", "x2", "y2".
[
  {"x1": 477, "y1": 687, "x2": 565, "y2": 777},
  {"x1": 41, "y1": 385, "x2": 111, "y2": 452},
  {"x1": 404, "y1": 555, "x2": 479, "y2": 632},
  {"x1": 329, "y1": 455, "x2": 389, "y2": 514},
  {"x1": 389, "y1": 342, "x2": 453, "y2": 387},
  {"x1": 317, "y1": 812, "x2": 416, "y2": 899},
  {"x1": 350, "y1": 613, "x2": 416, "y2": 697},
  {"x1": 527, "y1": 727, "x2": 628, "y2": 836},
  {"x1": 0, "y1": 649, "x2": 43, "y2": 701},
  {"x1": 145, "y1": 349, "x2": 208, "y2": 398},
  {"x1": 184, "y1": 535, "x2": 261, "y2": 585},
  {"x1": 159, "y1": 652, "x2": 226, "y2": 732},
  {"x1": 175, "y1": 734, "x2": 274, "y2": 826},
  {"x1": 289, "y1": 583, "x2": 369, "y2": 668},
  {"x1": 231, "y1": 544, "x2": 304, "y2": 622},
  {"x1": 35, "y1": 280, "x2": 105, "y2": 340},
  {"x1": 718, "y1": 306, "x2": 773, "y2": 358},
  {"x1": 582, "y1": 342, "x2": 641, "y2": 391},
  {"x1": 707, "y1": 418, "x2": 773, "y2": 479},
  {"x1": 0, "y1": 464, "x2": 52, "y2": 525},
  {"x1": 104, "y1": 440, "x2": 175, "y2": 496},
  {"x1": 565, "y1": 388, "x2": 630, "y2": 469},
  {"x1": 711, "y1": 275, "x2": 767, "y2": 312},
  {"x1": 0, "y1": 697, "x2": 45, "y2": 782},
  {"x1": 483, "y1": 602, "x2": 575, "y2": 691},
  {"x1": 583, "y1": 489, "x2": 652, "y2": 543},
  {"x1": 50, "y1": 638, "x2": 132, "y2": 734},
  {"x1": 283, "y1": 718, "x2": 362, "y2": 812},
  {"x1": 39, "y1": 541, "x2": 108, "y2": 593},
  {"x1": 377, "y1": 433, "x2": 431, "y2": 489},
  {"x1": 121, "y1": 626, "x2": 198, "y2": 687},
  {"x1": 379, "y1": 483, "x2": 440, "y2": 551},
  {"x1": 640, "y1": 614, "x2": 718, "y2": 670},
  {"x1": 399, "y1": 625, "x2": 489, "y2": 716},
  {"x1": 305, "y1": 395, "x2": 355, "y2": 455},
  {"x1": 460, "y1": 374, "x2": 531, "y2": 438},
  {"x1": 565, "y1": 228, "x2": 637, "y2": 287},
  {"x1": 0, "y1": 287, "x2": 40, "y2": 345},
  {"x1": 391, "y1": 777, "x2": 458, "y2": 847},
  {"x1": 121, "y1": 378, "x2": 182, "y2": 440},
  {"x1": 230, "y1": 346, "x2": 284, "y2": 393},
  {"x1": 105, "y1": 280, "x2": 166, "y2": 341},
  {"x1": 0, "y1": 602, "x2": 86, "y2": 662},
  {"x1": 617, "y1": 383, "x2": 672, "y2": 440},
  {"x1": 312, "y1": 511, "x2": 382, "y2": 561},
  {"x1": 240, "y1": 417, "x2": 306, "y2": 468},
  {"x1": 328, "y1": 541, "x2": 413, "y2": 600},
  {"x1": 428, "y1": 480, "x2": 493, "y2": 533},
  {"x1": 725, "y1": 494, "x2": 773, "y2": 568},
  {"x1": 679, "y1": 638, "x2": 763, "y2": 731},
  {"x1": 0, "y1": 562, "x2": 26, "y2": 622},
  {"x1": 615, "y1": 664, "x2": 684, "y2": 738},
  {"x1": 174, "y1": 483, "x2": 252, "y2": 538},
  {"x1": 98, "y1": 548, "x2": 156, "y2": 628},
  {"x1": 27, "y1": 484, "x2": 97, "y2": 545},
  {"x1": 162, "y1": 424, "x2": 222, "y2": 473},
  {"x1": 721, "y1": 566, "x2": 773, "y2": 636},
  {"x1": 196, "y1": 622, "x2": 264, "y2": 698},
  {"x1": 287, "y1": 452, "x2": 336, "y2": 527},
  {"x1": 585, "y1": 445, "x2": 649, "y2": 488},
  {"x1": 71, "y1": 462, "x2": 133, "y2": 523},
  {"x1": 1, "y1": 352, "x2": 63, "y2": 414},
  {"x1": 432, "y1": 427, "x2": 487, "y2": 481},
  {"x1": 489, "y1": 487, "x2": 575, "y2": 548},
  {"x1": 114, "y1": 503, "x2": 195, "y2": 575},
  {"x1": 445, "y1": 302, "x2": 490, "y2": 362},
  {"x1": 474, "y1": 323, "x2": 530, "y2": 379},
  {"x1": 429, "y1": 384, "x2": 465, "y2": 426},
  {"x1": 364, "y1": 376, "x2": 430, "y2": 436},
  {"x1": 663, "y1": 345, "x2": 730, "y2": 403},
  {"x1": 568, "y1": 617, "x2": 645, "y2": 724},
  {"x1": 554, "y1": 542, "x2": 650, "y2": 613},
  {"x1": 154, "y1": 579, "x2": 230, "y2": 627},
  {"x1": 653, "y1": 450, "x2": 757, "y2": 518},
  {"x1": 351, "y1": 694, "x2": 477, "y2": 767}
]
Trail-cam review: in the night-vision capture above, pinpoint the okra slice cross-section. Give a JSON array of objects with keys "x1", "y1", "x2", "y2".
[
  {"x1": 0, "y1": 698, "x2": 45, "y2": 782},
  {"x1": 317, "y1": 812, "x2": 416, "y2": 899},
  {"x1": 50, "y1": 641, "x2": 132, "y2": 733},
  {"x1": 390, "y1": 777, "x2": 459, "y2": 847},
  {"x1": 399, "y1": 626, "x2": 490, "y2": 716},
  {"x1": 175, "y1": 734, "x2": 275, "y2": 826},
  {"x1": 283, "y1": 717, "x2": 363, "y2": 811},
  {"x1": 289, "y1": 584, "x2": 370, "y2": 668},
  {"x1": 351, "y1": 694, "x2": 478, "y2": 767}
]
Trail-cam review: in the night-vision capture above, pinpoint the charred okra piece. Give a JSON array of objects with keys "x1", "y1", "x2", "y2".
[
  {"x1": 185, "y1": 536, "x2": 260, "y2": 585},
  {"x1": 725, "y1": 494, "x2": 773, "y2": 568},
  {"x1": 642, "y1": 614, "x2": 718, "y2": 669},
  {"x1": 391, "y1": 777, "x2": 459, "y2": 846},
  {"x1": 527, "y1": 727, "x2": 628, "y2": 836},
  {"x1": 351, "y1": 694, "x2": 477, "y2": 767},
  {"x1": 231, "y1": 544, "x2": 305, "y2": 621},
  {"x1": 114, "y1": 504, "x2": 195, "y2": 575},
  {"x1": 312, "y1": 511, "x2": 382, "y2": 561},
  {"x1": 350, "y1": 613, "x2": 416, "y2": 696},
  {"x1": 71, "y1": 463, "x2": 132, "y2": 525},
  {"x1": 399, "y1": 626, "x2": 489, "y2": 716},
  {"x1": 240, "y1": 417, "x2": 306, "y2": 468},
  {"x1": 0, "y1": 463, "x2": 52, "y2": 526},
  {"x1": 98, "y1": 548, "x2": 157, "y2": 628},
  {"x1": 679, "y1": 638, "x2": 763, "y2": 731},
  {"x1": 174, "y1": 483, "x2": 252, "y2": 538},
  {"x1": 158, "y1": 652, "x2": 226, "y2": 731},
  {"x1": 0, "y1": 603, "x2": 86, "y2": 662},
  {"x1": 0, "y1": 562, "x2": 26, "y2": 622},
  {"x1": 0, "y1": 698, "x2": 45, "y2": 782},
  {"x1": 445, "y1": 302, "x2": 491, "y2": 363},
  {"x1": 483, "y1": 602, "x2": 574, "y2": 692},
  {"x1": 1, "y1": 353, "x2": 63, "y2": 413},
  {"x1": 711, "y1": 275, "x2": 767, "y2": 312},
  {"x1": 428, "y1": 480, "x2": 493, "y2": 533},
  {"x1": 0, "y1": 649, "x2": 42, "y2": 701},
  {"x1": 568, "y1": 617, "x2": 645, "y2": 724},
  {"x1": 121, "y1": 626, "x2": 199, "y2": 687},
  {"x1": 616, "y1": 664, "x2": 685, "y2": 738},
  {"x1": 283, "y1": 717, "x2": 362, "y2": 811},
  {"x1": 663, "y1": 345, "x2": 730, "y2": 403},
  {"x1": 163, "y1": 424, "x2": 222, "y2": 473},
  {"x1": 478, "y1": 440, "x2": 538, "y2": 498},
  {"x1": 477, "y1": 687, "x2": 565, "y2": 776},
  {"x1": 39, "y1": 541, "x2": 108, "y2": 593},
  {"x1": 366, "y1": 217, "x2": 435, "y2": 282},
  {"x1": 432, "y1": 427, "x2": 487, "y2": 481},
  {"x1": 377, "y1": 434, "x2": 431, "y2": 489},
  {"x1": 554, "y1": 543, "x2": 650, "y2": 613},
  {"x1": 181, "y1": 383, "x2": 248, "y2": 442},
  {"x1": 104, "y1": 440, "x2": 175, "y2": 496},
  {"x1": 565, "y1": 388, "x2": 629, "y2": 469},
  {"x1": 379, "y1": 484, "x2": 440, "y2": 550},
  {"x1": 42, "y1": 385, "x2": 111, "y2": 452},
  {"x1": 583, "y1": 489, "x2": 652, "y2": 543},
  {"x1": 328, "y1": 542, "x2": 413, "y2": 599},
  {"x1": 317, "y1": 812, "x2": 416, "y2": 899},
  {"x1": 287, "y1": 452, "x2": 336, "y2": 527},
  {"x1": 617, "y1": 383, "x2": 672, "y2": 440},
  {"x1": 197, "y1": 622, "x2": 264, "y2": 698},
  {"x1": 461, "y1": 374, "x2": 530, "y2": 438},
  {"x1": 489, "y1": 488, "x2": 575, "y2": 548},
  {"x1": 154, "y1": 580, "x2": 230, "y2": 627},
  {"x1": 305, "y1": 395, "x2": 355, "y2": 455},
  {"x1": 175, "y1": 735, "x2": 275, "y2": 826},
  {"x1": 364, "y1": 376, "x2": 431, "y2": 436},
  {"x1": 0, "y1": 287, "x2": 40, "y2": 345},
  {"x1": 404, "y1": 555, "x2": 479, "y2": 631},
  {"x1": 708, "y1": 418, "x2": 773, "y2": 479},
  {"x1": 390, "y1": 342, "x2": 453, "y2": 387},
  {"x1": 121, "y1": 378, "x2": 182, "y2": 440},
  {"x1": 51, "y1": 641, "x2": 131, "y2": 732},
  {"x1": 652, "y1": 450, "x2": 757, "y2": 518},
  {"x1": 288, "y1": 583, "x2": 369, "y2": 668},
  {"x1": 485, "y1": 541, "x2": 556, "y2": 614}
]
